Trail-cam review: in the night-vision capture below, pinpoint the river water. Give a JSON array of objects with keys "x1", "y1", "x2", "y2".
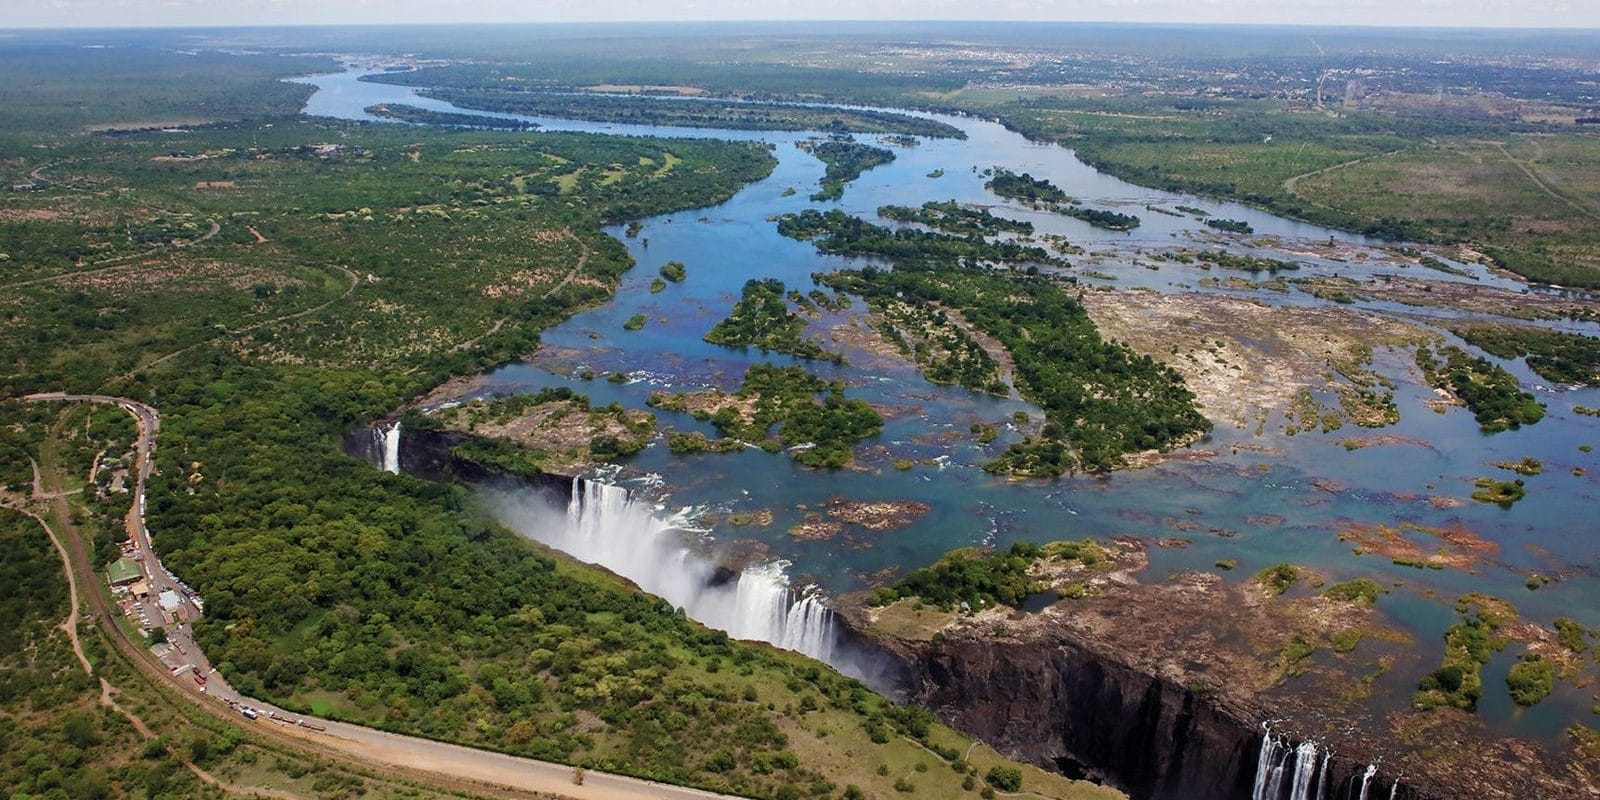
[{"x1": 297, "y1": 68, "x2": 1599, "y2": 741}]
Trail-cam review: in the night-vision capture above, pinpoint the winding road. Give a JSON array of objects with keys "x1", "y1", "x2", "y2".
[{"x1": 22, "y1": 392, "x2": 750, "y2": 800}]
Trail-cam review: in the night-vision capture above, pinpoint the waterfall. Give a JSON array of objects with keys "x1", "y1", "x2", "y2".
[
  {"x1": 1317, "y1": 752, "x2": 1333, "y2": 800},
  {"x1": 496, "y1": 477, "x2": 838, "y2": 662},
  {"x1": 1387, "y1": 779, "x2": 1399, "y2": 800},
  {"x1": 1287, "y1": 741, "x2": 1318, "y2": 800},
  {"x1": 1251, "y1": 729, "x2": 1330, "y2": 800},
  {"x1": 378, "y1": 421, "x2": 401, "y2": 474},
  {"x1": 1251, "y1": 728, "x2": 1291, "y2": 800},
  {"x1": 1357, "y1": 764, "x2": 1377, "y2": 800}
]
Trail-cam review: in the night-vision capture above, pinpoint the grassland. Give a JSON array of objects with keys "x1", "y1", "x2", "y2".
[{"x1": 996, "y1": 96, "x2": 1600, "y2": 287}]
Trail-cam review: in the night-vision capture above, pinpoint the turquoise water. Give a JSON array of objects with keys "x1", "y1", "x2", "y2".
[{"x1": 299, "y1": 68, "x2": 1600, "y2": 740}]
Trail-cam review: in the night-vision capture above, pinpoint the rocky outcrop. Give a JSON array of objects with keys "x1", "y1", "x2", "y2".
[
  {"x1": 343, "y1": 423, "x2": 573, "y2": 502},
  {"x1": 889, "y1": 630, "x2": 1433, "y2": 800}
]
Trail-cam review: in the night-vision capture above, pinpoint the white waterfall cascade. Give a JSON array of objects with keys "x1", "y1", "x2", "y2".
[
  {"x1": 1317, "y1": 752, "x2": 1333, "y2": 800},
  {"x1": 1357, "y1": 764, "x2": 1378, "y2": 800},
  {"x1": 1251, "y1": 728, "x2": 1366, "y2": 800},
  {"x1": 495, "y1": 477, "x2": 837, "y2": 663},
  {"x1": 1251, "y1": 729, "x2": 1291, "y2": 800},
  {"x1": 1287, "y1": 741, "x2": 1319, "y2": 800},
  {"x1": 378, "y1": 421, "x2": 401, "y2": 474}
]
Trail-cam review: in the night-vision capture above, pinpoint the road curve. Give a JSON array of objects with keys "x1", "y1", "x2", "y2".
[{"x1": 24, "y1": 392, "x2": 750, "y2": 800}]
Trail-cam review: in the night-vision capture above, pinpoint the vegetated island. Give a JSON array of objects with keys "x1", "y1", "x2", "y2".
[
  {"x1": 386, "y1": 84, "x2": 967, "y2": 138},
  {"x1": 821, "y1": 262, "x2": 1210, "y2": 474},
  {"x1": 1415, "y1": 345, "x2": 1546, "y2": 432},
  {"x1": 879, "y1": 200, "x2": 1034, "y2": 237},
  {"x1": 365, "y1": 103, "x2": 541, "y2": 130},
  {"x1": 984, "y1": 168, "x2": 1141, "y2": 231},
  {"x1": 1204, "y1": 218, "x2": 1254, "y2": 234},
  {"x1": 797, "y1": 138, "x2": 897, "y2": 201},
  {"x1": 422, "y1": 387, "x2": 655, "y2": 476},
  {"x1": 1448, "y1": 323, "x2": 1600, "y2": 386},
  {"x1": 650, "y1": 364, "x2": 883, "y2": 468},
  {"x1": 777, "y1": 208, "x2": 1065, "y2": 268},
  {"x1": 704, "y1": 277, "x2": 845, "y2": 362},
  {"x1": 1152, "y1": 248, "x2": 1300, "y2": 274}
]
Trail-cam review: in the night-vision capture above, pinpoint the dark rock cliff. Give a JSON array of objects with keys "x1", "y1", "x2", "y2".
[
  {"x1": 343, "y1": 423, "x2": 574, "y2": 503},
  {"x1": 885, "y1": 631, "x2": 1438, "y2": 800}
]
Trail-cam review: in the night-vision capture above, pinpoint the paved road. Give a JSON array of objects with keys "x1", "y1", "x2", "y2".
[{"x1": 25, "y1": 393, "x2": 747, "y2": 800}]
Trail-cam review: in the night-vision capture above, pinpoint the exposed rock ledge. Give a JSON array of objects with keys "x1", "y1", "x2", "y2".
[{"x1": 841, "y1": 542, "x2": 1598, "y2": 800}]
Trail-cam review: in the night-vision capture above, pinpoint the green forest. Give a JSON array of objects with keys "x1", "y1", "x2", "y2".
[{"x1": 0, "y1": 44, "x2": 1082, "y2": 799}]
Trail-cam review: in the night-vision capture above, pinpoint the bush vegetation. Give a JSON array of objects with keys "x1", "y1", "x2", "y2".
[
  {"x1": 869, "y1": 540, "x2": 1106, "y2": 611},
  {"x1": 703, "y1": 278, "x2": 843, "y2": 362},
  {"x1": 1323, "y1": 579, "x2": 1387, "y2": 604},
  {"x1": 1415, "y1": 345, "x2": 1545, "y2": 432},
  {"x1": 878, "y1": 200, "x2": 1033, "y2": 237},
  {"x1": 1413, "y1": 595, "x2": 1515, "y2": 712},
  {"x1": 780, "y1": 208, "x2": 1062, "y2": 267},
  {"x1": 1506, "y1": 654, "x2": 1555, "y2": 706}
]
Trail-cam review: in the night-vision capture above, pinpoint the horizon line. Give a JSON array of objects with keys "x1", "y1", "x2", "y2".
[{"x1": 3, "y1": 18, "x2": 1599, "y2": 34}]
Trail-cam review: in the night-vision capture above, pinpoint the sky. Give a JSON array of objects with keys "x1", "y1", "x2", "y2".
[{"x1": 2, "y1": 0, "x2": 1597, "y2": 29}]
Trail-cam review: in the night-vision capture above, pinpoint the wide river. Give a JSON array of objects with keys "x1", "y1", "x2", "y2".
[{"x1": 298, "y1": 67, "x2": 1599, "y2": 741}]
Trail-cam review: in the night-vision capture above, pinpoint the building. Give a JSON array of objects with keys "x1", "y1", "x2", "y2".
[{"x1": 107, "y1": 557, "x2": 143, "y2": 587}]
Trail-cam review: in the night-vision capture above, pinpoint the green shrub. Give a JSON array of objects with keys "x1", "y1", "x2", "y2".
[
  {"x1": 1323, "y1": 579, "x2": 1386, "y2": 604},
  {"x1": 1507, "y1": 655, "x2": 1554, "y2": 706},
  {"x1": 1255, "y1": 564, "x2": 1300, "y2": 596},
  {"x1": 984, "y1": 766, "x2": 1022, "y2": 792}
]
